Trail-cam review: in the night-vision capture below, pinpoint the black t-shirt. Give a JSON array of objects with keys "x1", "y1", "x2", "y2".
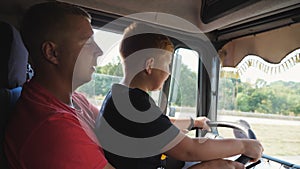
[{"x1": 95, "y1": 84, "x2": 180, "y2": 169}]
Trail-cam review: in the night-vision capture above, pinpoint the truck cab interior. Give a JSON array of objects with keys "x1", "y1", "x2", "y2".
[{"x1": 1, "y1": 0, "x2": 300, "y2": 168}]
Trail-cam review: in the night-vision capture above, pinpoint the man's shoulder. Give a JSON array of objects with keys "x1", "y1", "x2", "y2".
[
  {"x1": 73, "y1": 91, "x2": 88, "y2": 100},
  {"x1": 72, "y1": 91, "x2": 93, "y2": 107}
]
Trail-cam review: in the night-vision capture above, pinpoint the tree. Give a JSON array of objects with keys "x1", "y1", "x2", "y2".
[
  {"x1": 78, "y1": 62, "x2": 123, "y2": 97},
  {"x1": 218, "y1": 78, "x2": 236, "y2": 110},
  {"x1": 96, "y1": 62, "x2": 123, "y2": 76},
  {"x1": 291, "y1": 104, "x2": 300, "y2": 116},
  {"x1": 174, "y1": 64, "x2": 197, "y2": 107},
  {"x1": 77, "y1": 73, "x2": 122, "y2": 97},
  {"x1": 234, "y1": 79, "x2": 300, "y2": 116},
  {"x1": 236, "y1": 93, "x2": 252, "y2": 112}
]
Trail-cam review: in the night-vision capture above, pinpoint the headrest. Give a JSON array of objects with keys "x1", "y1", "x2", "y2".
[{"x1": 0, "y1": 21, "x2": 28, "y2": 89}]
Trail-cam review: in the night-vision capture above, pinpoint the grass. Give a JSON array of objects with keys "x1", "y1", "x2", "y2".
[
  {"x1": 218, "y1": 124, "x2": 300, "y2": 156},
  {"x1": 217, "y1": 123, "x2": 300, "y2": 164},
  {"x1": 251, "y1": 124, "x2": 300, "y2": 156}
]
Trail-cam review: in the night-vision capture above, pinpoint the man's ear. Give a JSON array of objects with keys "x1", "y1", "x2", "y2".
[
  {"x1": 41, "y1": 41, "x2": 59, "y2": 64},
  {"x1": 145, "y1": 57, "x2": 154, "y2": 74}
]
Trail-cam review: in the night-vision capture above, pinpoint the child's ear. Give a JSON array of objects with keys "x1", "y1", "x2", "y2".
[{"x1": 145, "y1": 57, "x2": 154, "y2": 74}]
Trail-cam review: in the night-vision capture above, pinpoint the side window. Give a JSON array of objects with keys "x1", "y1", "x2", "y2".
[
  {"x1": 76, "y1": 29, "x2": 123, "y2": 108},
  {"x1": 217, "y1": 49, "x2": 300, "y2": 164},
  {"x1": 167, "y1": 48, "x2": 199, "y2": 120}
]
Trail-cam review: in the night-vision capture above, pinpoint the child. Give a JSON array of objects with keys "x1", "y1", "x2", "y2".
[{"x1": 95, "y1": 22, "x2": 263, "y2": 169}]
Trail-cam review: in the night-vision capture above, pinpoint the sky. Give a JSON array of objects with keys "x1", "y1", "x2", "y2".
[
  {"x1": 241, "y1": 64, "x2": 300, "y2": 83},
  {"x1": 94, "y1": 29, "x2": 122, "y2": 66}
]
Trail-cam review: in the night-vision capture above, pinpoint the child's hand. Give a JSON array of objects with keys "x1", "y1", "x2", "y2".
[
  {"x1": 241, "y1": 139, "x2": 264, "y2": 162},
  {"x1": 194, "y1": 117, "x2": 210, "y2": 130}
]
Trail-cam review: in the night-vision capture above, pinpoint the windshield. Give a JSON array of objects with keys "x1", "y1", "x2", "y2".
[{"x1": 218, "y1": 49, "x2": 300, "y2": 164}]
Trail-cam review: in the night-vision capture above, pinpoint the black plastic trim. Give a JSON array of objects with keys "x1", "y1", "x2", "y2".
[{"x1": 201, "y1": 0, "x2": 260, "y2": 24}]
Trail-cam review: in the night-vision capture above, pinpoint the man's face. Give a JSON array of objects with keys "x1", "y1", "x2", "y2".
[
  {"x1": 73, "y1": 36, "x2": 103, "y2": 87},
  {"x1": 55, "y1": 15, "x2": 103, "y2": 89}
]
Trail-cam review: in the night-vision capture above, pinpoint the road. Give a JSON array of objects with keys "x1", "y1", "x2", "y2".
[
  {"x1": 174, "y1": 111, "x2": 300, "y2": 126},
  {"x1": 218, "y1": 115, "x2": 300, "y2": 126}
]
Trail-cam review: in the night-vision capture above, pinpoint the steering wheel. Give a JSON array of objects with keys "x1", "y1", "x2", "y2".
[
  {"x1": 169, "y1": 120, "x2": 260, "y2": 169},
  {"x1": 205, "y1": 120, "x2": 261, "y2": 168}
]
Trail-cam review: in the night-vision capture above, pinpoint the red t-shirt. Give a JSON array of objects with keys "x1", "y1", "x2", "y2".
[{"x1": 4, "y1": 79, "x2": 108, "y2": 169}]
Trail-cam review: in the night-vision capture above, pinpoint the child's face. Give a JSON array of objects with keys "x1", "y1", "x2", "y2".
[
  {"x1": 150, "y1": 52, "x2": 172, "y2": 90},
  {"x1": 152, "y1": 51, "x2": 172, "y2": 74}
]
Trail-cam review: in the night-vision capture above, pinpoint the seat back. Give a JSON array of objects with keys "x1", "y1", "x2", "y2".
[{"x1": 0, "y1": 21, "x2": 28, "y2": 169}]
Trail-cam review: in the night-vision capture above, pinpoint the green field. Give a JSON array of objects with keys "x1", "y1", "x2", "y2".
[
  {"x1": 251, "y1": 124, "x2": 300, "y2": 156},
  {"x1": 178, "y1": 110, "x2": 300, "y2": 164},
  {"x1": 217, "y1": 123, "x2": 300, "y2": 164}
]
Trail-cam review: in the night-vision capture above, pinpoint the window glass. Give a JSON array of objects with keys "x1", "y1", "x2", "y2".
[
  {"x1": 166, "y1": 48, "x2": 199, "y2": 136},
  {"x1": 217, "y1": 49, "x2": 300, "y2": 164},
  {"x1": 168, "y1": 48, "x2": 199, "y2": 118}
]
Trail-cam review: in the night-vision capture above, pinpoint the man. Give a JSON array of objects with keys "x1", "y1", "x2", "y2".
[{"x1": 4, "y1": 2, "x2": 113, "y2": 169}]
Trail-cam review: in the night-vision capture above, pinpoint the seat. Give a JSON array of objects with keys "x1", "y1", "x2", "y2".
[{"x1": 0, "y1": 21, "x2": 29, "y2": 169}]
